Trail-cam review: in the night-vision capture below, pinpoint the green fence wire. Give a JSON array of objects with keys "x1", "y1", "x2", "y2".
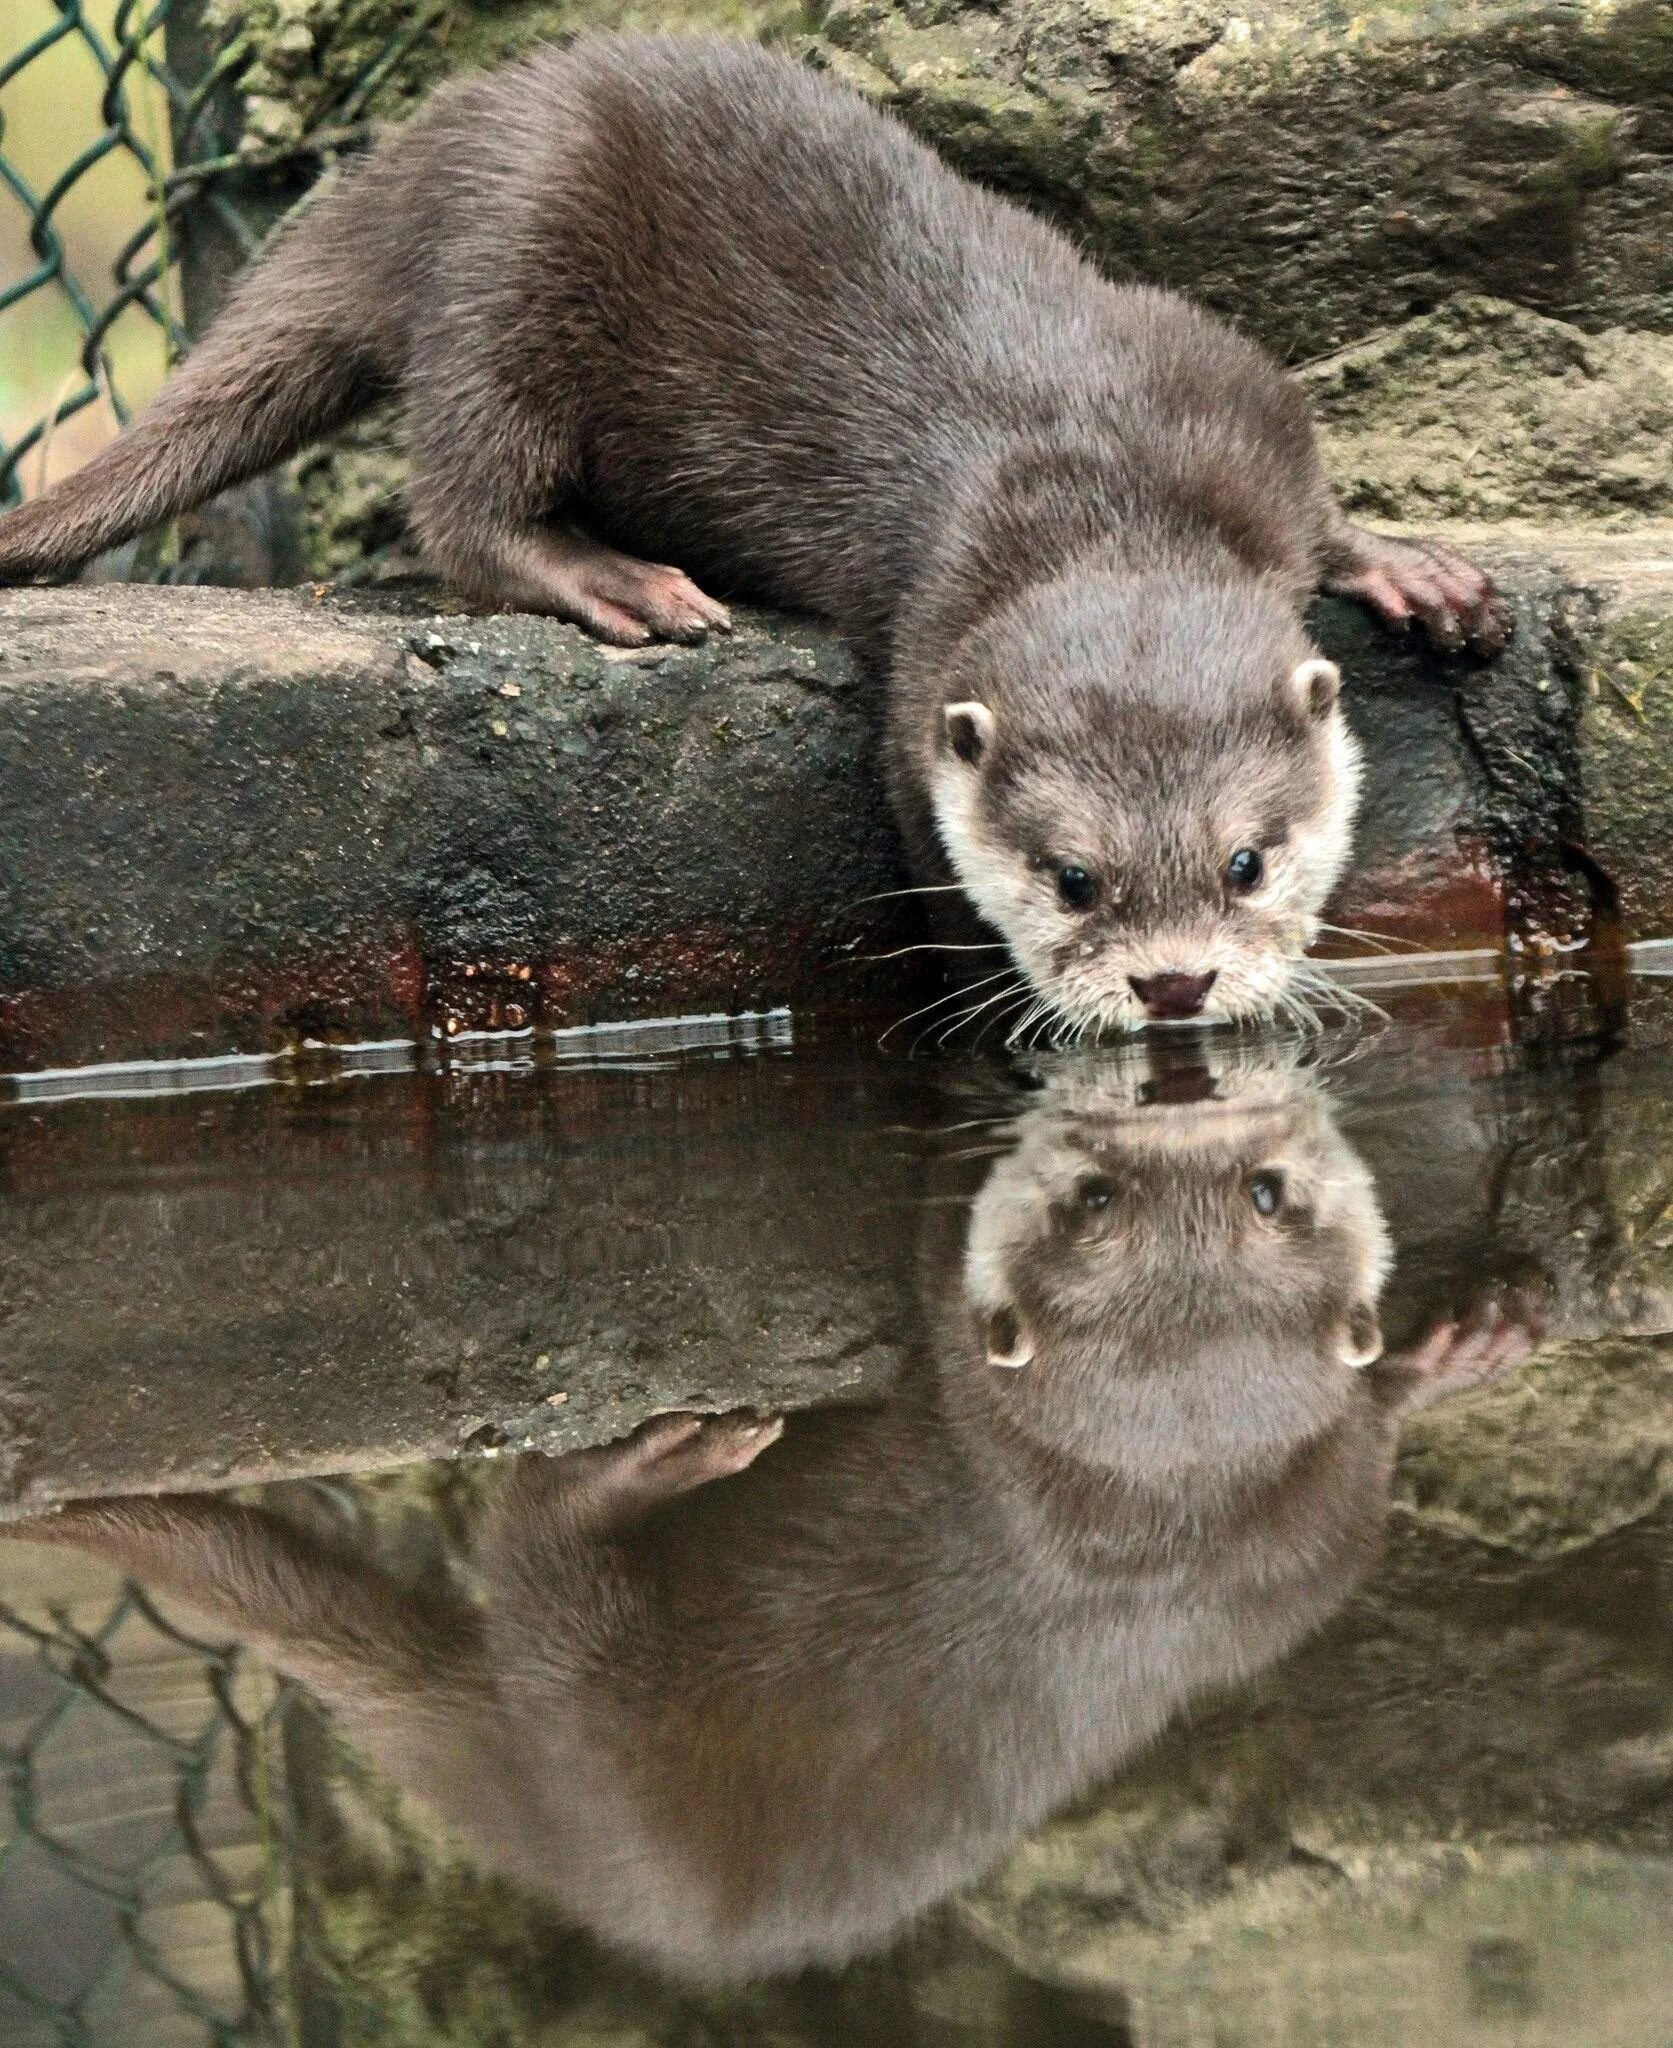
[
  {"x1": 4, "y1": 1, "x2": 210, "y2": 511},
  {"x1": 0, "y1": 1576, "x2": 291, "y2": 2048},
  {"x1": 0, "y1": 0, "x2": 446, "y2": 542}
]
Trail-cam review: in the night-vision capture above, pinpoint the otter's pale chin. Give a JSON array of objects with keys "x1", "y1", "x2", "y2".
[{"x1": 1064, "y1": 980, "x2": 1288, "y2": 1040}]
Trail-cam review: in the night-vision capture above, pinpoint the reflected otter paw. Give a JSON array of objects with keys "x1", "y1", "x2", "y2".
[
  {"x1": 1390, "y1": 1287, "x2": 1546, "y2": 1408},
  {"x1": 621, "y1": 1410, "x2": 785, "y2": 1494}
]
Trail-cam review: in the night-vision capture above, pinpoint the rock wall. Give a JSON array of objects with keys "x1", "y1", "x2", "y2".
[{"x1": 135, "y1": 0, "x2": 1672, "y2": 966}]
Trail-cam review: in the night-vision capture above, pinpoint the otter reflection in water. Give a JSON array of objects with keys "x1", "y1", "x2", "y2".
[{"x1": 8, "y1": 1051, "x2": 1535, "y2": 1981}]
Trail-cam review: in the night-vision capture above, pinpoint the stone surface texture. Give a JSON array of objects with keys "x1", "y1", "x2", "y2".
[
  {"x1": 0, "y1": 584, "x2": 898, "y2": 1067},
  {"x1": 5, "y1": 536, "x2": 1673, "y2": 1069},
  {"x1": 1301, "y1": 296, "x2": 1673, "y2": 527},
  {"x1": 807, "y1": 0, "x2": 1672, "y2": 346}
]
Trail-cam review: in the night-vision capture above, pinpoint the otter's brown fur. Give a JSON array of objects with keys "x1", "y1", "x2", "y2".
[{"x1": 0, "y1": 38, "x2": 1508, "y2": 1027}]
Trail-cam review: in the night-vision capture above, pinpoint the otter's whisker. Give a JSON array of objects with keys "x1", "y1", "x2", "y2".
[
  {"x1": 1026, "y1": 1008, "x2": 1055, "y2": 1051},
  {"x1": 847, "y1": 884, "x2": 971, "y2": 910},
  {"x1": 891, "y1": 1114, "x2": 1015, "y2": 1136},
  {"x1": 1290, "y1": 965, "x2": 1390, "y2": 1028},
  {"x1": 1298, "y1": 966, "x2": 1390, "y2": 1023},
  {"x1": 856, "y1": 941, "x2": 1009, "y2": 963},
  {"x1": 1002, "y1": 999, "x2": 1045, "y2": 1051},
  {"x1": 879, "y1": 968, "x2": 1019, "y2": 1047},
  {"x1": 1274, "y1": 982, "x2": 1318, "y2": 1036},
  {"x1": 1015, "y1": 1003, "x2": 1050, "y2": 1052},
  {"x1": 971, "y1": 987, "x2": 1034, "y2": 1052},
  {"x1": 1312, "y1": 922, "x2": 1424, "y2": 955},
  {"x1": 913, "y1": 974, "x2": 1027, "y2": 1053},
  {"x1": 925, "y1": 978, "x2": 1027, "y2": 1052}
]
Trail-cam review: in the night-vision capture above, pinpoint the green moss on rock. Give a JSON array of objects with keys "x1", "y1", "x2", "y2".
[
  {"x1": 811, "y1": 0, "x2": 1673, "y2": 348},
  {"x1": 293, "y1": 406, "x2": 418, "y2": 581},
  {"x1": 209, "y1": 0, "x2": 444, "y2": 151},
  {"x1": 1301, "y1": 297, "x2": 1673, "y2": 525},
  {"x1": 1580, "y1": 589, "x2": 1673, "y2": 936},
  {"x1": 444, "y1": 0, "x2": 813, "y2": 78}
]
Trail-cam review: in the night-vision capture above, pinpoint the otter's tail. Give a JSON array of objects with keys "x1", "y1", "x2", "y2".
[
  {"x1": 0, "y1": 160, "x2": 395, "y2": 583},
  {"x1": 7, "y1": 1493, "x2": 480, "y2": 1711},
  {"x1": 5, "y1": 1492, "x2": 548, "y2": 1852}
]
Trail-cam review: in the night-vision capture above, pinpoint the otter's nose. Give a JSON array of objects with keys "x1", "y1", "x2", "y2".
[{"x1": 1129, "y1": 970, "x2": 1217, "y2": 1020}]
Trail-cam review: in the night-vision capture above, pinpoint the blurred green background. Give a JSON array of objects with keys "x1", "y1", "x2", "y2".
[{"x1": 1, "y1": 1, "x2": 175, "y2": 498}]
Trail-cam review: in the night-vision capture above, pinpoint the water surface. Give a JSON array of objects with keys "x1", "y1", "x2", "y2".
[{"x1": 1, "y1": 984, "x2": 1669, "y2": 2046}]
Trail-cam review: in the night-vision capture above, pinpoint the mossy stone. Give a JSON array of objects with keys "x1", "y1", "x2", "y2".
[{"x1": 1300, "y1": 296, "x2": 1673, "y2": 525}]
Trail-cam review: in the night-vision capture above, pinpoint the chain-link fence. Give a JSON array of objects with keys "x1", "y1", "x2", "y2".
[
  {"x1": 5, "y1": 1, "x2": 199, "y2": 513},
  {"x1": 0, "y1": 1558, "x2": 292, "y2": 2047},
  {"x1": 0, "y1": 0, "x2": 443, "y2": 542}
]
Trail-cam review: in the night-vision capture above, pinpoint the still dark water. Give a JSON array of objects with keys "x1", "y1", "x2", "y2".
[{"x1": 1, "y1": 980, "x2": 1669, "y2": 2047}]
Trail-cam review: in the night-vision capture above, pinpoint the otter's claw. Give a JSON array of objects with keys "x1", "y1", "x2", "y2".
[
  {"x1": 1327, "y1": 528, "x2": 1512, "y2": 658},
  {"x1": 1380, "y1": 1284, "x2": 1546, "y2": 1414}
]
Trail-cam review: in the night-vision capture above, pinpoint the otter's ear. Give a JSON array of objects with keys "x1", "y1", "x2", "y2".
[
  {"x1": 985, "y1": 1304, "x2": 1034, "y2": 1370},
  {"x1": 944, "y1": 700, "x2": 995, "y2": 766},
  {"x1": 1336, "y1": 1301, "x2": 1384, "y2": 1369},
  {"x1": 1284, "y1": 658, "x2": 1341, "y2": 721}
]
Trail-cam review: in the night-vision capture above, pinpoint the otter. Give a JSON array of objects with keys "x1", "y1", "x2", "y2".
[
  {"x1": 0, "y1": 37, "x2": 1507, "y2": 1029},
  {"x1": 2, "y1": 1049, "x2": 1537, "y2": 1981}
]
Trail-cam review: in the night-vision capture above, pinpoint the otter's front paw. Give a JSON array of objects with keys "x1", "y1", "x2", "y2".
[
  {"x1": 1379, "y1": 1287, "x2": 1545, "y2": 1414},
  {"x1": 619, "y1": 1410, "x2": 785, "y2": 1493},
  {"x1": 1328, "y1": 529, "x2": 1511, "y2": 657}
]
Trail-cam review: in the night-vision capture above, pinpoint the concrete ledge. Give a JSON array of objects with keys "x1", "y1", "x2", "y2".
[
  {"x1": 2, "y1": 533, "x2": 1670, "y2": 1071},
  {"x1": 0, "y1": 586, "x2": 900, "y2": 1069}
]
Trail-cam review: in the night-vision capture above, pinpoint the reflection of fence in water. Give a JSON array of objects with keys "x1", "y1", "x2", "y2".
[{"x1": 0, "y1": 1538, "x2": 290, "y2": 2047}]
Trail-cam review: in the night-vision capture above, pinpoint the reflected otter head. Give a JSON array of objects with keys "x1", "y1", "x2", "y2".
[{"x1": 957, "y1": 1041, "x2": 1391, "y2": 1471}]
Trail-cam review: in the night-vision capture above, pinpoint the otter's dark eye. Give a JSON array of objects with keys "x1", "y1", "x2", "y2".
[
  {"x1": 1075, "y1": 1173, "x2": 1116, "y2": 1211},
  {"x1": 1226, "y1": 848, "x2": 1265, "y2": 893},
  {"x1": 1249, "y1": 1170, "x2": 1284, "y2": 1217},
  {"x1": 1057, "y1": 865, "x2": 1099, "y2": 911}
]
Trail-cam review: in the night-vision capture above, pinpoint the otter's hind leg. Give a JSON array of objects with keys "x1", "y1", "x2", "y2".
[{"x1": 402, "y1": 327, "x2": 730, "y2": 643}]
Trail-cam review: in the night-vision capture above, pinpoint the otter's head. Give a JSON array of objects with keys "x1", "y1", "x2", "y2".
[
  {"x1": 958, "y1": 1048, "x2": 1392, "y2": 1472},
  {"x1": 928, "y1": 570, "x2": 1360, "y2": 1033}
]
